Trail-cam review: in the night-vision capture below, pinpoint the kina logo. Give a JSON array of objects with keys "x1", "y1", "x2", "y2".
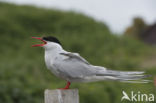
[{"x1": 121, "y1": 91, "x2": 154, "y2": 102}]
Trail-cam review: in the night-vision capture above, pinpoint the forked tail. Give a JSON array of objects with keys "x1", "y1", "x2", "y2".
[{"x1": 96, "y1": 69, "x2": 151, "y2": 83}]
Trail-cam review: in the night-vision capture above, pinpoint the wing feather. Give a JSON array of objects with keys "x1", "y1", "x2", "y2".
[
  {"x1": 60, "y1": 52, "x2": 90, "y2": 65},
  {"x1": 53, "y1": 52, "x2": 95, "y2": 78}
]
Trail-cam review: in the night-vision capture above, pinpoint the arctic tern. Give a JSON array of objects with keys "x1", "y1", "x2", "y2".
[{"x1": 32, "y1": 36, "x2": 150, "y2": 89}]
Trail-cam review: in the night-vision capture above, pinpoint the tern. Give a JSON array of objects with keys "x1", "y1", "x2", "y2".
[{"x1": 32, "y1": 36, "x2": 150, "y2": 89}]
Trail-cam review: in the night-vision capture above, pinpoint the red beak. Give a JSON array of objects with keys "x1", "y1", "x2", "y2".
[{"x1": 32, "y1": 37, "x2": 47, "y2": 47}]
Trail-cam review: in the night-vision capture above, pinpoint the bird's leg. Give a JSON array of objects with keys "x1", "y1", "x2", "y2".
[
  {"x1": 64, "y1": 81, "x2": 71, "y2": 89},
  {"x1": 59, "y1": 81, "x2": 71, "y2": 89}
]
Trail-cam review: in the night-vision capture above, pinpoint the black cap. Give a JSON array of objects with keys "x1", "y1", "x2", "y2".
[{"x1": 42, "y1": 36, "x2": 61, "y2": 45}]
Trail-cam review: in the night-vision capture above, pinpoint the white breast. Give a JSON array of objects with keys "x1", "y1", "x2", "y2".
[{"x1": 44, "y1": 47, "x2": 68, "y2": 78}]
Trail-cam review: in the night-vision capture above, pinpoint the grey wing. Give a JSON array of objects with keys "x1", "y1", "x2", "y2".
[
  {"x1": 60, "y1": 52, "x2": 90, "y2": 65},
  {"x1": 54, "y1": 52, "x2": 96, "y2": 78},
  {"x1": 54, "y1": 52, "x2": 150, "y2": 83}
]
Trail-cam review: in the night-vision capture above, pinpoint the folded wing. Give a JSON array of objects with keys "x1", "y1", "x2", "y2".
[{"x1": 55, "y1": 52, "x2": 151, "y2": 83}]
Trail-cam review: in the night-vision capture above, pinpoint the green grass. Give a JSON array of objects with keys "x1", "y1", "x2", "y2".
[{"x1": 0, "y1": 2, "x2": 155, "y2": 103}]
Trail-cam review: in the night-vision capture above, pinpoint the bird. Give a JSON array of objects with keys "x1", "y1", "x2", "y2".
[
  {"x1": 121, "y1": 91, "x2": 131, "y2": 101},
  {"x1": 32, "y1": 36, "x2": 150, "y2": 89}
]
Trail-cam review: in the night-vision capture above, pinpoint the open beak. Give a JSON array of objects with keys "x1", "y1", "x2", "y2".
[{"x1": 32, "y1": 37, "x2": 47, "y2": 47}]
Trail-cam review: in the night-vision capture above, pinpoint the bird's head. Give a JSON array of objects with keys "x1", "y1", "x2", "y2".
[{"x1": 32, "y1": 36, "x2": 62, "y2": 50}]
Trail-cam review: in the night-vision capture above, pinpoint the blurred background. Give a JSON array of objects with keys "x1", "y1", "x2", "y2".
[{"x1": 0, "y1": 0, "x2": 156, "y2": 103}]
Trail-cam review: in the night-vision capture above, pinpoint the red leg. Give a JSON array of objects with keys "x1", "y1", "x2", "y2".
[
  {"x1": 59, "y1": 81, "x2": 71, "y2": 89},
  {"x1": 64, "y1": 81, "x2": 71, "y2": 89}
]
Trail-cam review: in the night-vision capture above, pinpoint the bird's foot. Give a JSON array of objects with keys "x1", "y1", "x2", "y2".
[
  {"x1": 58, "y1": 87, "x2": 69, "y2": 90},
  {"x1": 58, "y1": 81, "x2": 71, "y2": 90}
]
